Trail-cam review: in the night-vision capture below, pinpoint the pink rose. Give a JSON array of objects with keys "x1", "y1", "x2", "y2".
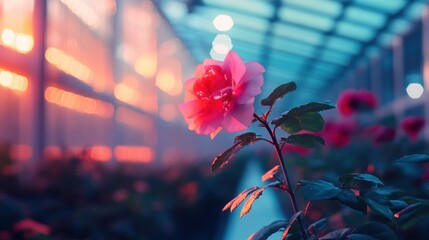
[
  {"x1": 337, "y1": 89, "x2": 377, "y2": 116},
  {"x1": 401, "y1": 116, "x2": 425, "y2": 141},
  {"x1": 179, "y1": 51, "x2": 264, "y2": 138}
]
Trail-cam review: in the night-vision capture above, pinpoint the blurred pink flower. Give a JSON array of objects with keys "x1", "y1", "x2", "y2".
[
  {"x1": 366, "y1": 124, "x2": 396, "y2": 145},
  {"x1": 322, "y1": 121, "x2": 355, "y2": 148},
  {"x1": 13, "y1": 218, "x2": 51, "y2": 235},
  {"x1": 401, "y1": 116, "x2": 425, "y2": 141},
  {"x1": 179, "y1": 51, "x2": 264, "y2": 138},
  {"x1": 113, "y1": 189, "x2": 128, "y2": 202},
  {"x1": 337, "y1": 89, "x2": 377, "y2": 116},
  {"x1": 282, "y1": 144, "x2": 312, "y2": 156},
  {"x1": 133, "y1": 180, "x2": 149, "y2": 193}
]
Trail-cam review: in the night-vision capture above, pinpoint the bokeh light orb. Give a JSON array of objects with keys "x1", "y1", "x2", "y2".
[
  {"x1": 406, "y1": 83, "x2": 424, "y2": 99},
  {"x1": 213, "y1": 14, "x2": 234, "y2": 32}
]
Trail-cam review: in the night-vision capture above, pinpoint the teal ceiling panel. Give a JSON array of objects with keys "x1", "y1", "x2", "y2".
[
  {"x1": 354, "y1": 0, "x2": 406, "y2": 14},
  {"x1": 202, "y1": 0, "x2": 274, "y2": 18},
  {"x1": 281, "y1": 0, "x2": 342, "y2": 17},
  {"x1": 344, "y1": 6, "x2": 386, "y2": 28},
  {"x1": 405, "y1": 2, "x2": 425, "y2": 20},
  {"x1": 336, "y1": 21, "x2": 375, "y2": 41},
  {"x1": 325, "y1": 36, "x2": 361, "y2": 54},
  {"x1": 279, "y1": 7, "x2": 334, "y2": 31},
  {"x1": 270, "y1": 36, "x2": 316, "y2": 58},
  {"x1": 194, "y1": 6, "x2": 269, "y2": 32},
  {"x1": 273, "y1": 23, "x2": 323, "y2": 45},
  {"x1": 389, "y1": 18, "x2": 411, "y2": 34}
]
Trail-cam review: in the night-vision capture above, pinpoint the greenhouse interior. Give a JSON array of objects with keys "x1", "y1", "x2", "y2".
[{"x1": 1, "y1": 0, "x2": 429, "y2": 239}]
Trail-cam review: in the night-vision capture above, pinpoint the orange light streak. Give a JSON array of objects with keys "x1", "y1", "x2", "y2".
[
  {"x1": 45, "y1": 47, "x2": 92, "y2": 85},
  {"x1": 0, "y1": 69, "x2": 28, "y2": 93},
  {"x1": 89, "y1": 145, "x2": 112, "y2": 162},
  {"x1": 114, "y1": 146, "x2": 154, "y2": 163},
  {"x1": 44, "y1": 86, "x2": 114, "y2": 118}
]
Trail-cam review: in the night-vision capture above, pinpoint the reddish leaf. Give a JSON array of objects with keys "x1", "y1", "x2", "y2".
[
  {"x1": 262, "y1": 165, "x2": 280, "y2": 182},
  {"x1": 280, "y1": 211, "x2": 303, "y2": 240},
  {"x1": 222, "y1": 186, "x2": 258, "y2": 212},
  {"x1": 240, "y1": 181, "x2": 282, "y2": 217}
]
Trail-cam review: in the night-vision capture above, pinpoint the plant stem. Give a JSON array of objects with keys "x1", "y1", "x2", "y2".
[{"x1": 254, "y1": 114, "x2": 307, "y2": 240}]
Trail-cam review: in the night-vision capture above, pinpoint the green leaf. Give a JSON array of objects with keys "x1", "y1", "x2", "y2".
[
  {"x1": 211, "y1": 143, "x2": 241, "y2": 174},
  {"x1": 307, "y1": 218, "x2": 328, "y2": 235},
  {"x1": 280, "y1": 112, "x2": 324, "y2": 134},
  {"x1": 394, "y1": 202, "x2": 422, "y2": 220},
  {"x1": 261, "y1": 165, "x2": 281, "y2": 182},
  {"x1": 281, "y1": 134, "x2": 325, "y2": 148},
  {"x1": 389, "y1": 200, "x2": 408, "y2": 211},
  {"x1": 272, "y1": 101, "x2": 335, "y2": 127},
  {"x1": 222, "y1": 186, "x2": 258, "y2": 212},
  {"x1": 281, "y1": 211, "x2": 303, "y2": 240},
  {"x1": 297, "y1": 180, "x2": 340, "y2": 201},
  {"x1": 234, "y1": 132, "x2": 258, "y2": 145},
  {"x1": 336, "y1": 189, "x2": 367, "y2": 214},
  {"x1": 261, "y1": 81, "x2": 297, "y2": 106},
  {"x1": 319, "y1": 228, "x2": 352, "y2": 240},
  {"x1": 247, "y1": 220, "x2": 289, "y2": 240},
  {"x1": 348, "y1": 234, "x2": 379, "y2": 240},
  {"x1": 396, "y1": 154, "x2": 429, "y2": 164},
  {"x1": 338, "y1": 173, "x2": 384, "y2": 188},
  {"x1": 351, "y1": 222, "x2": 396, "y2": 240},
  {"x1": 364, "y1": 197, "x2": 394, "y2": 221},
  {"x1": 212, "y1": 132, "x2": 259, "y2": 173}
]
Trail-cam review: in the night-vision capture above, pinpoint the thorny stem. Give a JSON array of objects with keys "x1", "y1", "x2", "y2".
[{"x1": 254, "y1": 113, "x2": 308, "y2": 240}]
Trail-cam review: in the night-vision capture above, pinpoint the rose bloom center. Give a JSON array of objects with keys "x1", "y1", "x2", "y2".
[{"x1": 193, "y1": 65, "x2": 233, "y2": 110}]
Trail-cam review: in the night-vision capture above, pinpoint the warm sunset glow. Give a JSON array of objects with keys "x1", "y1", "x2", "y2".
[
  {"x1": 0, "y1": 69, "x2": 28, "y2": 93},
  {"x1": 114, "y1": 146, "x2": 154, "y2": 163},
  {"x1": 45, "y1": 47, "x2": 92, "y2": 85},
  {"x1": 44, "y1": 86, "x2": 114, "y2": 118},
  {"x1": 89, "y1": 146, "x2": 112, "y2": 162}
]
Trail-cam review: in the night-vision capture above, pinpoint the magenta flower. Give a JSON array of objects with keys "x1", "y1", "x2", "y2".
[
  {"x1": 322, "y1": 121, "x2": 355, "y2": 148},
  {"x1": 337, "y1": 89, "x2": 377, "y2": 116},
  {"x1": 179, "y1": 51, "x2": 264, "y2": 138},
  {"x1": 366, "y1": 124, "x2": 396, "y2": 145},
  {"x1": 401, "y1": 116, "x2": 425, "y2": 141}
]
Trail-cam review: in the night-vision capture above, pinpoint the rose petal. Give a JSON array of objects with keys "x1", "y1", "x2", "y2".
[
  {"x1": 222, "y1": 102, "x2": 254, "y2": 132},
  {"x1": 222, "y1": 51, "x2": 246, "y2": 87},
  {"x1": 234, "y1": 61, "x2": 264, "y2": 104},
  {"x1": 179, "y1": 99, "x2": 224, "y2": 135}
]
